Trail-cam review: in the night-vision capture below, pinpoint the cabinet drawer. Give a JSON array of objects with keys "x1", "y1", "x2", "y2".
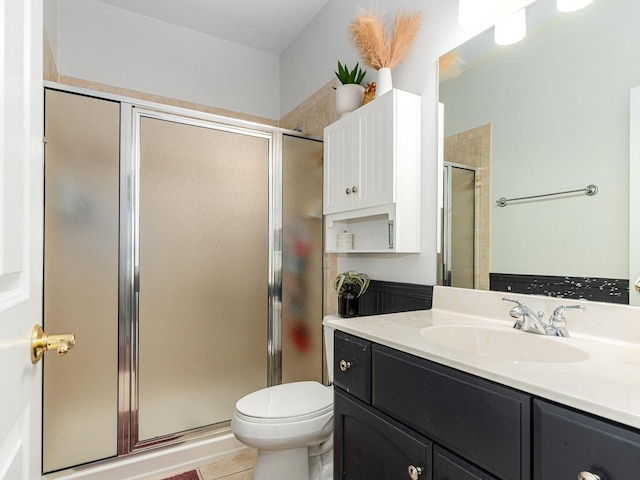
[
  {"x1": 533, "y1": 400, "x2": 640, "y2": 480},
  {"x1": 372, "y1": 345, "x2": 531, "y2": 480},
  {"x1": 335, "y1": 389, "x2": 432, "y2": 480},
  {"x1": 434, "y1": 446, "x2": 498, "y2": 480},
  {"x1": 334, "y1": 331, "x2": 371, "y2": 404}
]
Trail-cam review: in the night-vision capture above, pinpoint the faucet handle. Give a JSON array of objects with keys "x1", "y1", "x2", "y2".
[
  {"x1": 548, "y1": 304, "x2": 585, "y2": 337},
  {"x1": 502, "y1": 297, "x2": 544, "y2": 317},
  {"x1": 553, "y1": 304, "x2": 585, "y2": 316},
  {"x1": 502, "y1": 297, "x2": 525, "y2": 328},
  {"x1": 502, "y1": 296, "x2": 523, "y2": 306}
]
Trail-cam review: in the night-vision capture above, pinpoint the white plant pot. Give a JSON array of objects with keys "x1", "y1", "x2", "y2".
[
  {"x1": 335, "y1": 84, "x2": 365, "y2": 118},
  {"x1": 376, "y1": 67, "x2": 393, "y2": 97}
]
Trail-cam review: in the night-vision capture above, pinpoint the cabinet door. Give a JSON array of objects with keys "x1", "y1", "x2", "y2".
[
  {"x1": 334, "y1": 331, "x2": 372, "y2": 404},
  {"x1": 324, "y1": 119, "x2": 357, "y2": 214},
  {"x1": 434, "y1": 446, "x2": 498, "y2": 480},
  {"x1": 357, "y1": 93, "x2": 394, "y2": 210},
  {"x1": 533, "y1": 400, "x2": 640, "y2": 480},
  {"x1": 335, "y1": 389, "x2": 432, "y2": 480}
]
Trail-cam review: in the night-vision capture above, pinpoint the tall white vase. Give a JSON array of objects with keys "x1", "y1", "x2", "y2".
[
  {"x1": 335, "y1": 84, "x2": 365, "y2": 118},
  {"x1": 376, "y1": 68, "x2": 393, "y2": 97}
]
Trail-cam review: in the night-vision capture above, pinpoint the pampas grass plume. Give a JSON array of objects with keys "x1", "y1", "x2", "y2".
[
  {"x1": 388, "y1": 10, "x2": 423, "y2": 69},
  {"x1": 439, "y1": 50, "x2": 465, "y2": 81},
  {"x1": 348, "y1": 9, "x2": 388, "y2": 69},
  {"x1": 348, "y1": 8, "x2": 423, "y2": 70}
]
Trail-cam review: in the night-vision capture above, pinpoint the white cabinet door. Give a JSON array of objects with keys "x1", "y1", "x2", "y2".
[
  {"x1": 324, "y1": 119, "x2": 357, "y2": 214},
  {"x1": 0, "y1": 1, "x2": 44, "y2": 480},
  {"x1": 357, "y1": 92, "x2": 394, "y2": 210},
  {"x1": 324, "y1": 90, "x2": 399, "y2": 216}
]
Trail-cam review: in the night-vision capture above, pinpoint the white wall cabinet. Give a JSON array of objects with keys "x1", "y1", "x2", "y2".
[{"x1": 323, "y1": 89, "x2": 421, "y2": 253}]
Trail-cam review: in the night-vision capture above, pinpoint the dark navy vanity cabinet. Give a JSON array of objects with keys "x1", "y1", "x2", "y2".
[
  {"x1": 335, "y1": 390, "x2": 433, "y2": 479},
  {"x1": 333, "y1": 330, "x2": 640, "y2": 480},
  {"x1": 533, "y1": 400, "x2": 640, "y2": 479}
]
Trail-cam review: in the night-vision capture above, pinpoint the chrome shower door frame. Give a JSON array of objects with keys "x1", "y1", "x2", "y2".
[{"x1": 118, "y1": 105, "x2": 283, "y2": 454}]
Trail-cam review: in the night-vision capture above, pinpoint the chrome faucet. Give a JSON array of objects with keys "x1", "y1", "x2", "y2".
[
  {"x1": 502, "y1": 297, "x2": 547, "y2": 335},
  {"x1": 502, "y1": 297, "x2": 586, "y2": 337},
  {"x1": 546, "y1": 305, "x2": 585, "y2": 337}
]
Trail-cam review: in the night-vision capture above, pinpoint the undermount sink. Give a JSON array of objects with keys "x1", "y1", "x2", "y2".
[{"x1": 419, "y1": 325, "x2": 590, "y2": 363}]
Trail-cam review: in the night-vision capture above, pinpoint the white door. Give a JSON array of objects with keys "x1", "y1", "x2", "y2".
[{"x1": 0, "y1": 1, "x2": 44, "y2": 479}]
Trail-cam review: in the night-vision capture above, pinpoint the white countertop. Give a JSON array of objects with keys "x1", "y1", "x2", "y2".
[{"x1": 324, "y1": 286, "x2": 640, "y2": 429}]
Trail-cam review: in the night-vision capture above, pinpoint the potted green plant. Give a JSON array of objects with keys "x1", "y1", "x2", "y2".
[
  {"x1": 334, "y1": 270, "x2": 370, "y2": 317},
  {"x1": 334, "y1": 61, "x2": 367, "y2": 118}
]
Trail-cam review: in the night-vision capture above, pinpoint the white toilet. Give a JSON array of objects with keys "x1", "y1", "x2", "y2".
[{"x1": 231, "y1": 326, "x2": 335, "y2": 480}]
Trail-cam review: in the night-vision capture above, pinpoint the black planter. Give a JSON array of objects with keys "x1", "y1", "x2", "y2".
[{"x1": 338, "y1": 284, "x2": 360, "y2": 317}]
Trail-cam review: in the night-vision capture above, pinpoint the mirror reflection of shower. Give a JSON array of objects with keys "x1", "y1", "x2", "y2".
[
  {"x1": 440, "y1": 123, "x2": 492, "y2": 291},
  {"x1": 442, "y1": 163, "x2": 476, "y2": 289}
]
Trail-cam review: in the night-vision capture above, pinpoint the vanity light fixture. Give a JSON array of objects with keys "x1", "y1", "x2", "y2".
[
  {"x1": 458, "y1": 0, "x2": 494, "y2": 28},
  {"x1": 459, "y1": 0, "x2": 533, "y2": 29},
  {"x1": 494, "y1": 8, "x2": 526, "y2": 46},
  {"x1": 557, "y1": 0, "x2": 595, "y2": 12}
]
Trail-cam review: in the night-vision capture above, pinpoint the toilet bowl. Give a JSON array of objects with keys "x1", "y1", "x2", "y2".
[{"x1": 231, "y1": 326, "x2": 335, "y2": 480}]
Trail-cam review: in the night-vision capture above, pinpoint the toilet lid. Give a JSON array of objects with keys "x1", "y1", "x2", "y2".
[{"x1": 236, "y1": 381, "x2": 333, "y2": 420}]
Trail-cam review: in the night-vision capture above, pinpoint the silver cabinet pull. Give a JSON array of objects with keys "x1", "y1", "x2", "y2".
[
  {"x1": 339, "y1": 359, "x2": 351, "y2": 372},
  {"x1": 352, "y1": 185, "x2": 358, "y2": 193},
  {"x1": 578, "y1": 472, "x2": 601, "y2": 480},
  {"x1": 345, "y1": 187, "x2": 351, "y2": 195},
  {"x1": 407, "y1": 465, "x2": 423, "y2": 479}
]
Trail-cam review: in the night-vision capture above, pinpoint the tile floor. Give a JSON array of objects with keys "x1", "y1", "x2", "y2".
[{"x1": 160, "y1": 449, "x2": 256, "y2": 480}]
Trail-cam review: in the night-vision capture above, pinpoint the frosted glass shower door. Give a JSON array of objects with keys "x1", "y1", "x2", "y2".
[
  {"x1": 446, "y1": 165, "x2": 476, "y2": 289},
  {"x1": 43, "y1": 90, "x2": 120, "y2": 472},
  {"x1": 281, "y1": 135, "x2": 324, "y2": 383},
  {"x1": 136, "y1": 116, "x2": 269, "y2": 442}
]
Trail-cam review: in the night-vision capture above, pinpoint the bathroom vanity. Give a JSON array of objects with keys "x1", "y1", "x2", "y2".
[{"x1": 325, "y1": 287, "x2": 640, "y2": 480}]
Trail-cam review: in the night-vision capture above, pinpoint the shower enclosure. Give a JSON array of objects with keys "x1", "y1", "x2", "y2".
[
  {"x1": 441, "y1": 163, "x2": 476, "y2": 289},
  {"x1": 43, "y1": 88, "x2": 323, "y2": 473}
]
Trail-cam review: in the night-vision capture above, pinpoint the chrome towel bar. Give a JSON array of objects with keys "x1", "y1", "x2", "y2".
[{"x1": 496, "y1": 184, "x2": 598, "y2": 207}]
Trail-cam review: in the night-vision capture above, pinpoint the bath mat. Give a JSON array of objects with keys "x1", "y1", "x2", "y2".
[{"x1": 162, "y1": 470, "x2": 200, "y2": 480}]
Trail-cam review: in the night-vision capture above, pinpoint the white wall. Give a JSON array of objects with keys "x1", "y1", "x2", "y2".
[
  {"x1": 44, "y1": 0, "x2": 58, "y2": 62},
  {"x1": 53, "y1": 0, "x2": 280, "y2": 120},
  {"x1": 280, "y1": 0, "x2": 480, "y2": 285}
]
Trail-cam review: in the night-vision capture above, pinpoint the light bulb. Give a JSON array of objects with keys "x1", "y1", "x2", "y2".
[
  {"x1": 458, "y1": 0, "x2": 494, "y2": 28},
  {"x1": 557, "y1": 0, "x2": 595, "y2": 12},
  {"x1": 494, "y1": 9, "x2": 526, "y2": 46}
]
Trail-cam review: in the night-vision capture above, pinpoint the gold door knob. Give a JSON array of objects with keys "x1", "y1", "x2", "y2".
[{"x1": 31, "y1": 324, "x2": 76, "y2": 364}]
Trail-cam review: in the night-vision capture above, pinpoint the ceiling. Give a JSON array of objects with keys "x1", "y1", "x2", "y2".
[{"x1": 96, "y1": 0, "x2": 329, "y2": 55}]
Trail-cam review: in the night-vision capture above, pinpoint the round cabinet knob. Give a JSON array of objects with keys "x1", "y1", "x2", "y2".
[
  {"x1": 578, "y1": 472, "x2": 601, "y2": 480},
  {"x1": 407, "y1": 465, "x2": 423, "y2": 479},
  {"x1": 352, "y1": 185, "x2": 358, "y2": 193},
  {"x1": 339, "y1": 359, "x2": 351, "y2": 372},
  {"x1": 345, "y1": 187, "x2": 351, "y2": 195}
]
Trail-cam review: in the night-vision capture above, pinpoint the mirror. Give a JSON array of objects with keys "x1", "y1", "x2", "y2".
[{"x1": 438, "y1": 0, "x2": 640, "y2": 304}]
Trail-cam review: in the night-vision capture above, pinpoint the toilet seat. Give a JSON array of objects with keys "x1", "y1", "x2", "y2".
[{"x1": 235, "y1": 381, "x2": 332, "y2": 423}]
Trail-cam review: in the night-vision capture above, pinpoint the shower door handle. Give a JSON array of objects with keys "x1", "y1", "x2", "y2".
[{"x1": 31, "y1": 324, "x2": 76, "y2": 364}]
